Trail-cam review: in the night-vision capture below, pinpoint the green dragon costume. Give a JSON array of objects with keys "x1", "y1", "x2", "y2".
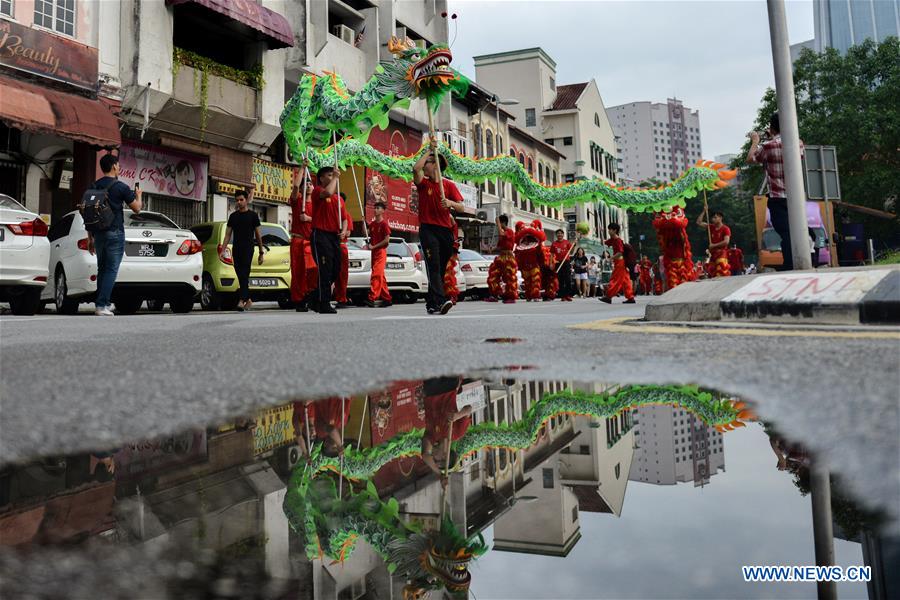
[
  {"x1": 280, "y1": 37, "x2": 737, "y2": 214},
  {"x1": 283, "y1": 385, "x2": 754, "y2": 596}
]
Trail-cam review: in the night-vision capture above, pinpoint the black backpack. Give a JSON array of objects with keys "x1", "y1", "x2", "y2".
[
  {"x1": 80, "y1": 179, "x2": 116, "y2": 232},
  {"x1": 623, "y1": 243, "x2": 638, "y2": 270}
]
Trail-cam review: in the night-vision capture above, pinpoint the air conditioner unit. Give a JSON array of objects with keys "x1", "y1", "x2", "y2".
[
  {"x1": 479, "y1": 206, "x2": 498, "y2": 222},
  {"x1": 333, "y1": 24, "x2": 355, "y2": 45},
  {"x1": 274, "y1": 444, "x2": 304, "y2": 476}
]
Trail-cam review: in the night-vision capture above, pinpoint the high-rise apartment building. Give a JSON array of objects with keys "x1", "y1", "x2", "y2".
[
  {"x1": 608, "y1": 99, "x2": 703, "y2": 186},
  {"x1": 791, "y1": 0, "x2": 899, "y2": 58}
]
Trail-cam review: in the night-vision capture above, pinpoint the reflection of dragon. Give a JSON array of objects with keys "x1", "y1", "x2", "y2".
[
  {"x1": 515, "y1": 220, "x2": 557, "y2": 300},
  {"x1": 280, "y1": 39, "x2": 736, "y2": 212}
]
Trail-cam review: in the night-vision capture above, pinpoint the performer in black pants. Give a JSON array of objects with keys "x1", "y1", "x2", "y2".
[
  {"x1": 219, "y1": 190, "x2": 264, "y2": 311},
  {"x1": 412, "y1": 139, "x2": 466, "y2": 315},
  {"x1": 310, "y1": 167, "x2": 348, "y2": 314}
]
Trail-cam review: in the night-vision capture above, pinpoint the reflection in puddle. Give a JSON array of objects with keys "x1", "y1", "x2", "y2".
[
  {"x1": 0, "y1": 378, "x2": 890, "y2": 599},
  {"x1": 483, "y1": 337, "x2": 524, "y2": 344}
]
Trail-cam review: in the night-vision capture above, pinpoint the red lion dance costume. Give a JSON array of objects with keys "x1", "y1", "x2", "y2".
[
  {"x1": 514, "y1": 220, "x2": 552, "y2": 301},
  {"x1": 653, "y1": 206, "x2": 695, "y2": 291},
  {"x1": 638, "y1": 257, "x2": 653, "y2": 295},
  {"x1": 487, "y1": 223, "x2": 518, "y2": 302}
]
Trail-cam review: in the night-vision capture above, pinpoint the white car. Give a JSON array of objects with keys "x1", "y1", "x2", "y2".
[
  {"x1": 458, "y1": 249, "x2": 491, "y2": 299},
  {"x1": 0, "y1": 194, "x2": 50, "y2": 315},
  {"x1": 42, "y1": 210, "x2": 203, "y2": 314},
  {"x1": 405, "y1": 240, "x2": 464, "y2": 301},
  {"x1": 349, "y1": 237, "x2": 429, "y2": 303}
]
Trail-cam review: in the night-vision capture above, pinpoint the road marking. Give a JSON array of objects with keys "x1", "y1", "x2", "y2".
[{"x1": 571, "y1": 317, "x2": 900, "y2": 340}]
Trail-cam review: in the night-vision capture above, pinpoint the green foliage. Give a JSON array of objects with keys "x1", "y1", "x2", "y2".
[{"x1": 737, "y1": 37, "x2": 899, "y2": 245}]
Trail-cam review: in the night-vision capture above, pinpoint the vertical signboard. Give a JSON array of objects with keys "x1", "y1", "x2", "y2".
[{"x1": 365, "y1": 122, "x2": 423, "y2": 233}]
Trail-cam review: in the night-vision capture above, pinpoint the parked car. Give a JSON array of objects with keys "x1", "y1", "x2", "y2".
[
  {"x1": 457, "y1": 249, "x2": 491, "y2": 299},
  {"x1": 0, "y1": 194, "x2": 49, "y2": 315},
  {"x1": 348, "y1": 237, "x2": 430, "y2": 304},
  {"x1": 405, "y1": 240, "x2": 463, "y2": 301},
  {"x1": 43, "y1": 211, "x2": 202, "y2": 314},
  {"x1": 191, "y1": 221, "x2": 292, "y2": 311}
]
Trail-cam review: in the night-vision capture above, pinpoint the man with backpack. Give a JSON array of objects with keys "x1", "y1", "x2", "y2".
[
  {"x1": 599, "y1": 222, "x2": 635, "y2": 304},
  {"x1": 84, "y1": 154, "x2": 142, "y2": 316}
]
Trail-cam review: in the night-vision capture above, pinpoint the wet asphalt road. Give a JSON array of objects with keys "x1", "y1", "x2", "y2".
[{"x1": 1, "y1": 297, "x2": 898, "y2": 525}]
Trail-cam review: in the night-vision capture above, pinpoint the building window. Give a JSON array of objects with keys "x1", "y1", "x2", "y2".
[
  {"x1": 1, "y1": 0, "x2": 12, "y2": 17},
  {"x1": 594, "y1": 113, "x2": 600, "y2": 127},
  {"x1": 615, "y1": 463, "x2": 621, "y2": 479},
  {"x1": 542, "y1": 468, "x2": 554, "y2": 489},
  {"x1": 34, "y1": 0, "x2": 74, "y2": 36},
  {"x1": 549, "y1": 76, "x2": 556, "y2": 91},
  {"x1": 485, "y1": 129, "x2": 494, "y2": 157},
  {"x1": 572, "y1": 505, "x2": 578, "y2": 523},
  {"x1": 525, "y1": 108, "x2": 536, "y2": 127},
  {"x1": 474, "y1": 124, "x2": 482, "y2": 158},
  {"x1": 545, "y1": 138, "x2": 555, "y2": 146},
  {"x1": 562, "y1": 137, "x2": 573, "y2": 146}
]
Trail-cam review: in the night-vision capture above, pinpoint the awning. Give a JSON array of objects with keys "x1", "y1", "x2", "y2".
[
  {"x1": 0, "y1": 75, "x2": 121, "y2": 148},
  {"x1": 166, "y1": 0, "x2": 293, "y2": 48}
]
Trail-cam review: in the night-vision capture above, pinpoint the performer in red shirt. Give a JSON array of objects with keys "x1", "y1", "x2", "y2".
[
  {"x1": 599, "y1": 223, "x2": 635, "y2": 304},
  {"x1": 289, "y1": 166, "x2": 318, "y2": 312},
  {"x1": 333, "y1": 195, "x2": 354, "y2": 307},
  {"x1": 421, "y1": 376, "x2": 471, "y2": 485},
  {"x1": 311, "y1": 167, "x2": 347, "y2": 314},
  {"x1": 367, "y1": 200, "x2": 392, "y2": 306},
  {"x1": 697, "y1": 210, "x2": 732, "y2": 278},
  {"x1": 550, "y1": 229, "x2": 574, "y2": 301},
  {"x1": 444, "y1": 217, "x2": 462, "y2": 304},
  {"x1": 412, "y1": 139, "x2": 466, "y2": 315},
  {"x1": 314, "y1": 396, "x2": 351, "y2": 457},
  {"x1": 486, "y1": 214, "x2": 518, "y2": 303},
  {"x1": 638, "y1": 255, "x2": 653, "y2": 295},
  {"x1": 728, "y1": 245, "x2": 744, "y2": 276},
  {"x1": 292, "y1": 401, "x2": 316, "y2": 455}
]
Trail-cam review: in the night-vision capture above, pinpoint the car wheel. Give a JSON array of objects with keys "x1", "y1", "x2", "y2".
[
  {"x1": 146, "y1": 299, "x2": 166, "y2": 311},
  {"x1": 115, "y1": 295, "x2": 143, "y2": 315},
  {"x1": 9, "y1": 287, "x2": 42, "y2": 316},
  {"x1": 54, "y1": 269, "x2": 79, "y2": 315},
  {"x1": 277, "y1": 297, "x2": 294, "y2": 310},
  {"x1": 200, "y1": 274, "x2": 221, "y2": 311},
  {"x1": 170, "y1": 294, "x2": 195, "y2": 314}
]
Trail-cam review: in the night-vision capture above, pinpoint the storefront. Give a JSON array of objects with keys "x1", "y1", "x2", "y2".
[
  {"x1": 0, "y1": 19, "x2": 120, "y2": 221},
  {"x1": 364, "y1": 120, "x2": 423, "y2": 239}
]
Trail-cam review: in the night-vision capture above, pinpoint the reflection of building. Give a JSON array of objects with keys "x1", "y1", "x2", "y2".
[{"x1": 629, "y1": 405, "x2": 724, "y2": 487}]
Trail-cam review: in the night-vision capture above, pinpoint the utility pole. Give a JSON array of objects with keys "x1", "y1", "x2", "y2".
[{"x1": 765, "y1": 0, "x2": 812, "y2": 270}]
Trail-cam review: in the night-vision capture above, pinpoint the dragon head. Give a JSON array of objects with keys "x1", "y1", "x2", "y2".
[
  {"x1": 389, "y1": 517, "x2": 487, "y2": 597},
  {"x1": 380, "y1": 37, "x2": 466, "y2": 111},
  {"x1": 515, "y1": 219, "x2": 547, "y2": 252}
]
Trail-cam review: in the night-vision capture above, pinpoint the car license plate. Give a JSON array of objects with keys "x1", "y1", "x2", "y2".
[
  {"x1": 349, "y1": 260, "x2": 363, "y2": 269},
  {"x1": 126, "y1": 243, "x2": 168, "y2": 257},
  {"x1": 250, "y1": 278, "x2": 278, "y2": 287},
  {"x1": 386, "y1": 262, "x2": 403, "y2": 270}
]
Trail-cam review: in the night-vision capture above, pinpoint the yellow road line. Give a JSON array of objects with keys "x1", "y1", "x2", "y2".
[{"x1": 571, "y1": 317, "x2": 900, "y2": 340}]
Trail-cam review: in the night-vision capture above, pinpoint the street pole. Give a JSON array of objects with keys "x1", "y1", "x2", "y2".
[
  {"x1": 810, "y1": 464, "x2": 837, "y2": 600},
  {"x1": 766, "y1": 0, "x2": 813, "y2": 270}
]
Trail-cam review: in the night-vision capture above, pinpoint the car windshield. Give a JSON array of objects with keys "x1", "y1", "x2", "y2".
[
  {"x1": 459, "y1": 249, "x2": 485, "y2": 261},
  {"x1": 387, "y1": 242, "x2": 411, "y2": 258},
  {"x1": 260, "y1": 225, "x2": 289, "y2": 247},
  {"x1": 125, "y1": 213, "x2": 179, "y2": 229},
  {"x1": 762, "y1": 228, "x2": 782, "y2": 251},
  {"x1": 0, "y1": 195, "x2": 26, "y2": 211}
]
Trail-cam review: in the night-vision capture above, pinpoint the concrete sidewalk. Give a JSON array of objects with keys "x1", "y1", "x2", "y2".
[{"x1": 644, "y1": 265, "x2": 899, "y2": 325}]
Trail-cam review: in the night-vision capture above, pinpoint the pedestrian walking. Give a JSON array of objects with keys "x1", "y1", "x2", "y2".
[
  {"x1": 572, "y1": 248, "x2": 589, "y2": 297},
  {"x1": 551, "y1": 229, "x2": 574, "y2": 302},
  {"x1": 289, "y1": 167, "x2": 317, "y2": 312},
  {"x1": 599, "y1": 223, "x2": 635, "y2": 304},
  {"x1": 747, "y1": 112, "x2": 804, "y2": 271},
  {"x1": 86, "y1": 154, "x2": 142, "y2": 316},
  {"x1": 310, "y1": 166, "x2": 346, "y2": 314},
  {"x1": 219, "y1": 190, "x2": 265, "y2": 311},
  {"x1": 333, "y1": 192, "x2": 353, "y2": 308},
  {"x1": 486, "y1": 214, "x2": 518, "y2": 303},
  {"x1": 413, "y1": 139, "x2": 466, "y2": 315},
  {"x1": 600, "y1": 251, "x2": 612, "y2": 285},
  {"x1": 696, "y1": 209, "x2": 732, "y2": 278},
  {"x1": 587, "y1": 257, "x2": 599, "y2": 297},
  {"x1": 366, "y1": 201, "x2": 392, "y2": 307},
  {"x1": 638, "y1": 255, "x2": 653, "y2": 295}
]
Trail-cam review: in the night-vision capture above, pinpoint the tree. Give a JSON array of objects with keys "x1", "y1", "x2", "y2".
[{"x1": 736, "y1": 37, "x2": 899, "y2": 245}]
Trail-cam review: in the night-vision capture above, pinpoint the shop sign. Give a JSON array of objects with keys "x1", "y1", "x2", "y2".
[
  {"x1": 252, "y1": 158, "x2": 296, "y2": 204},
  {"x1": 457, "y1": 380, "x2": 486, "y2": 411},
  {"x1": 455, "y1": 181, "x2": 478, "y2": 213},
  {"x1": 252, "y1": 403, "x2": 295, "y2": 455},
  {"x1": 114, "y1": 430, "x2": 208, "y2": 482},
  {"x1": 366, "y1": 122, "x2": 423, "y2": 233},
  {"x1": 108, "y1": 142, "x2": 209, "y2": 201},
  {"x1": 0, "y1": 19, "x2": 98, "y2": 90}
]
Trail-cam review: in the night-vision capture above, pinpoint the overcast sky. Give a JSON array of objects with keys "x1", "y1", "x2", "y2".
[{"x1": 447, "y1": 0, "x2": 815, "y2": 159}]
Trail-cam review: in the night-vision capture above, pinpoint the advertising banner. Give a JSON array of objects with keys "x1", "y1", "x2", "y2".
[
  {"x1": 252, "y1": 403, "x2": 296, "y2": 456},
  {"x1": 110, "y1": 142, "x2": 209, "y2": 200},
  {"x1": 365, "y1": 122, "x2": 423, "y2": 233},
  {"x1": 0, "y1": 19, "x2": 98, "y2": 90},
  {"x1": 252, "y1": 158, "x2": 296, "y2": 204}
]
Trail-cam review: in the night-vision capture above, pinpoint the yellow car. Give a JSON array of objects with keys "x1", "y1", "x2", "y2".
[{"x1": 190, "y1": 221, "x2": 292, "y2": 310}]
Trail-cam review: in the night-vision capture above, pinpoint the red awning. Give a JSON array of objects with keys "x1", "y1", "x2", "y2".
[
  {"x1": 166, "y1": 0, "x2": 293, "y2": 48},
  {"x1": 0, "y1": 75, "x2": 121, "y2": 148}
]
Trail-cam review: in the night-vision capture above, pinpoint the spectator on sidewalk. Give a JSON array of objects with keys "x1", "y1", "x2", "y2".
[
  {"x1": 747, "y1": 112, "x2": 804, "y2": 271},
  {"x1": 220, "y1": 190, "x2": 265, "y2": 311},
  {"x1": 587, "y1": 256, "x2": 599, "y2": 297},
  {"x1": 88, "y1": 154, "x2": 142, "y2": 316},
  {"x1": 572, "y1": 248, "x2": 589, "y2": 297}
]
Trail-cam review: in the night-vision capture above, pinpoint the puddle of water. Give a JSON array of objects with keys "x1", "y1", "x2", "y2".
[
  {"x1": 0, "y1": 378, "x2": 891, "y2": 599},
  {"x1": 484, "y1": 337, "x2": 525, "y2": 344}
]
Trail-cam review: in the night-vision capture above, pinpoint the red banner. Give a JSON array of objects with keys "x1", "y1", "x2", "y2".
[{"x1": 365, "y1": 122, "x2": 422, "y2": 233}]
